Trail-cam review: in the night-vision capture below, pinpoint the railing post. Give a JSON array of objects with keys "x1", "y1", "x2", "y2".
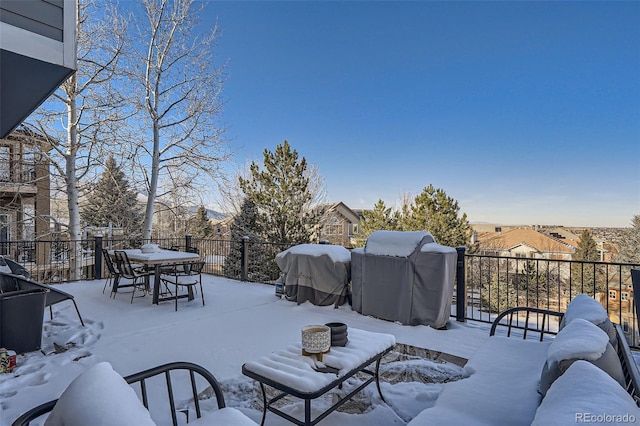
[
  {"x1": 241, "y1": 236, "x2": 249, "y2": 281},
  {"x1": 95, "y1": 234, "x2": 103, "y2": 280},
  {"x1": 185, "y1": 234, "x2": 192, "y2": 252},
  {"x1": 456, "y1": 246, "x2": 467, "y2": 322}
]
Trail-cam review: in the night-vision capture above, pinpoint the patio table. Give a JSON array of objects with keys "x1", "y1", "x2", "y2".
[
  {"x1": 109, "y1": 249, "x2": 200, "y2": 305},
  {"x1": 242, "y1": 328, "x2": 395, "y2": 426}
]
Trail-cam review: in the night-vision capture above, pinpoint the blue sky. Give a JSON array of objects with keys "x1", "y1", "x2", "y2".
[{"x1": 203, "y1": 1, "x2": 639, "y2": 228}]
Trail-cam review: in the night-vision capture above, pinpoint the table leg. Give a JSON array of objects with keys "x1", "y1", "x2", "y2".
[
  {"x1": 259, "y1": 382, "x2": 268, "y2": 426},
  {"x1": 374, "y1": 357, "x2": 386, "y2": 403},
  {"x1": 152, "y1": 264, "x2": 161, "y2": 305},
  {"x1": 304, "y1": 399, "x2": 311, "y2": 426}
]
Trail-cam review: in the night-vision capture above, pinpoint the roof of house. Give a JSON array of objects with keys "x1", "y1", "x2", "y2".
[{"x1": 478, "y1": 228, "x2": 576, "y2": 253}]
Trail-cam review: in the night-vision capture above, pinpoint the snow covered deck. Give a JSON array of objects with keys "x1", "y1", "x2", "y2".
[{"x1": 2, "y1": 274, "x2": 493, "y2": 425}]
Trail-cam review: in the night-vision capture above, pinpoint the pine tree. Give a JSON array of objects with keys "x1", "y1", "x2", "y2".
[
  {"x1": 81, "y1": 156, "x2": 143, "y2": 238},
  {"x1": 615, "y1": 215, "x2": 640, "y2": 265},
  {"x1": 399, "y1": 184, "x2": 471, "y2": 247},
  {"x1": 187, "y1": 205, "x2": 214, "y2": 238},
  {"x1": 571, "y1": 229, "x2": 601, "y2": 294},
  {"x1": 239, "y1": 141, "x2": 319, "y2": 246},
  {"x1": 222, "y1": 199, "x2": 273, "y2": 282},
  {"x1": 354, "y1": 199, "x2": 399, "y2": 247}
]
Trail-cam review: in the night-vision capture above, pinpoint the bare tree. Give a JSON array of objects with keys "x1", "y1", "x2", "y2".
[
  {"x1": 128, "y1": 0, "x2": 230, "y2": 240},
  {"x1": 27, "y1": 0, "x2": 127, "y2": 279}
]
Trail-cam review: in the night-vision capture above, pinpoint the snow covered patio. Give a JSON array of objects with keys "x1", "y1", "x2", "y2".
[{"x1": 2, "y1": 274, "x2": 495, "y2": 425}]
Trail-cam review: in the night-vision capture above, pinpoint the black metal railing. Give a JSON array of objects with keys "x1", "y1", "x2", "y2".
[
  {"x1": 459, "y1": 251, "x2": 640, "y2": 345},
  {"x1": 1, "y1": 236, "x2": 638, "y2": 344}
]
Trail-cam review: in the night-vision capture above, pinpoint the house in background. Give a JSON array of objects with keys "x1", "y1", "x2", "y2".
[
  {"x1": 317, "y1": 202, "x2": 360, "y2": 248},
  {"x1": 1, "y1": 0, "x2": 77, "y2": 138},
  {"x1": 476, "y1": 228, "x2": 576, "y2": 260},
  {"x1": 0, "y1": 128, "x2": 52, "y2": 263}
]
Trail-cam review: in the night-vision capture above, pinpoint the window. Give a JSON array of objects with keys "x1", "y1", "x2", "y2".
[
  {"x1": 623, "y1": 319, "x2": 630, "y2": 333},
  {"x1": 621, "y1": 292, "x2": 629, "y2": 302},
  {"x1": 609, "y1": 290, "x2": 617, "y2": 300},
  {"x1": 22, "y1": 149, "x2": 36, "y2": 181},
  {"x1": 0, "y1": 146, "x2": 10, "y2": 181},
  {"x1": 0, "y1": 214, "x2": 9, "y2": 256},
  {"x1": 21, "y1": 205, "x2": 35, "y2": 240},
  {"x1": 324, "y1": 217, "x2": 342, "y2": 236}
]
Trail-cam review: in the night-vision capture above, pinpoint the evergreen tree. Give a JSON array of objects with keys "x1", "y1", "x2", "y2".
[
  {"x1": 354, "y1": 199, "x2": 399, "y2": 247},
  {"x1": 571, "y1": 229, "x2": 601, "y2": 294},
  {"x1": 615, "y1": 215, "x2": 640, "y2": 265},
  {"x1": 81, "y1": 156, "x2": 143, "y2": 237},
  {"x1": 187, "y1": 205, "x2": 214, "y2": 238},
  {"x1": 399, "y1": 184, "x2": 471, "y2": 247},
  {"x1": 239, "y1": 141, "x2": 319, "y2": 246},
  {"x1": 223, "y1": 199, "x2": 273, "y2": 282}
]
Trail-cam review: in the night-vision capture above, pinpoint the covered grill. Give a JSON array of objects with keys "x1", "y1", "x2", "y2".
[
  {"x1": 276, "y1": 244, "x2": 351, "y2": 307},
  {"x1": 351, "y1": 231, "x2": 457, "y2": 328}
]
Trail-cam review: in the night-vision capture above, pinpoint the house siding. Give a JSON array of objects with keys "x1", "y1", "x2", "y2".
[{"x1": 0, "y1": 0, "x2": 64, "y2": 42}]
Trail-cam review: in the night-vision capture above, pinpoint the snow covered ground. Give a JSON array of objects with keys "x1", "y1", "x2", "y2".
[
  {"x1": 6, "y1": 275, "x2": 639, "y2": 425},
  {"x1": 1, "y1": 275, "x2": 495, "y2": 425}
]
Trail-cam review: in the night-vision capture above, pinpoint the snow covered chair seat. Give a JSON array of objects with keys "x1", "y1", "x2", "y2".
[
  {"x1": 12, "y1": 361, "x2": 257, "y2": 426},
  {"x1": 351, "y1": 230, "x2": 457, "y2": 328}
]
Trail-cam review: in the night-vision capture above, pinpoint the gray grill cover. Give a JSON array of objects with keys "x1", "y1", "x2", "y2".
[
  {"x1": 351, "y1": 231, "x2": 457, "y2": 328},
  {"x1": 276, "y1": 244, "x2": 351, "y2": 307}
]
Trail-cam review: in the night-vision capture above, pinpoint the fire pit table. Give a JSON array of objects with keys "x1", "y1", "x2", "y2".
[{"x1": 242, "y1": 328, "x2": 395, "y2": 426}]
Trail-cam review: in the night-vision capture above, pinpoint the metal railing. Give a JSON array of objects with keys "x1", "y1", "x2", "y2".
[
  {"x1": 459, "y1": 251, "x2": 640, "y2": 345},
  {"x1": 1, "y1": 236, "x2": 638, "y2": 344}
]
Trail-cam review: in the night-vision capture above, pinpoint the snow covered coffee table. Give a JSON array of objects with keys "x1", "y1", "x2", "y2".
[{"x1": 242, "y1": 328, "x2": 395, "y2": 426}]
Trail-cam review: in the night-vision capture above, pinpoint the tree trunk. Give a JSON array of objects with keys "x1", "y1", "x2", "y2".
[
  {"x1": 66, "y1": 82, "x2": 82, "y2": 280},
  {"x1": 142, "y1": 122, "x2": 161, "y2": 241}
]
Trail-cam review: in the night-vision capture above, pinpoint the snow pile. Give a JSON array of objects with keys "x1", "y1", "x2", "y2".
[
  {"x1": 532, "y1": 361, "x2": 640, "y2": 425},
  {"x1": 365, "y1": 231, "x2": 435, "y2": 257},
  {"x1": 276, "y1": 244, "x2": 351, "y2": 263}
]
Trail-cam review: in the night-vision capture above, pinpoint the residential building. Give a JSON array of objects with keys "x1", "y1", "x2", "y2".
[
  {"x1": 476, "y1": 228, "x2": 576, "y2": 260},
  {"x1": 317, "y1": 202, "x2": 360, "y2": 248},
  {"x1": 1, "y1": 0, "x2": 77, "y2": 137},
  {"x1": 0, "y1": 128, "x2": 52, "y2": 263}
]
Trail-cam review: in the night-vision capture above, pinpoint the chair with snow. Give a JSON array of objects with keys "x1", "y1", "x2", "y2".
[{"x1": 160, "y1": 261, "x2": 205, "y2": 311}]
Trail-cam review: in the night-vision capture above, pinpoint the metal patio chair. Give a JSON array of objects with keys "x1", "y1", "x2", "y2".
[
  {"x1": 160, "y1": 261, "x2": 205, "y2": 311},
  {"x1": 112, "y1": 251, "x2": 153, "y2": 303}
]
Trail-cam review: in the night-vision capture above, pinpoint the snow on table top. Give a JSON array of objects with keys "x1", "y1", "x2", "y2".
[
  {"x1": 365, "y1": 231, "x2": 435, "y2": 257},
  {"x1": 243, "y1": 328, "x2": 396, "y2": 393},
  {"x1": 276, "y1": 244, "x2": 351, "y2": 263},
  {"x1": 114, "y1": 249, "x2": 200, "y2": 263}
]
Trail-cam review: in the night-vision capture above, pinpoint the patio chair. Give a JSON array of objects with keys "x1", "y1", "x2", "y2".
[
  {"x1": 102, "y1": 249, "x2": 120, "y2": 294},
  {"x1": 160, "y1": 261, "x2": 205, "y2": 311},
  {"x1": 112, "y1": 251, "x2": 153, "y2": 303}
]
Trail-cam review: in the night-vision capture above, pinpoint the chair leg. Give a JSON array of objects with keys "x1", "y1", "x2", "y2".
[
  {"x1": 102, "y1": 275, "x2": 112, "y2": 294},
  {"x1": 175, "y1": 283, "x2": 179, "y2": 311},
  {"x1": 110, "y1": 275, "x2": 121, "y2": 299},
  {"x1": 199, "y1": 280, "x2": 205, "y2": 306}
]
